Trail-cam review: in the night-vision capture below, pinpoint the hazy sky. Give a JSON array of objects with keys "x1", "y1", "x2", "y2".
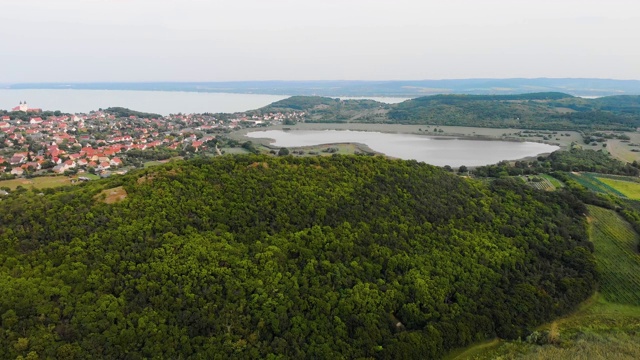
[{"x1": 1, "y1": 0, "x2": 638, "y2": 82}]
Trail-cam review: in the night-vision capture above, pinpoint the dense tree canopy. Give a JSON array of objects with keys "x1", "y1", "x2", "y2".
[
  {"x1": 474, "y1": 148, "x2": 640, "y2": 177},
  {"x1": 103, "y1": 107, "x2": 162, "y2": 119},
  {"x1": 0, "y1": 155, "x2": 595, "y2": 359},
  {"x1": 261, "y1": 93, "x2": 640, "y2": 130}
]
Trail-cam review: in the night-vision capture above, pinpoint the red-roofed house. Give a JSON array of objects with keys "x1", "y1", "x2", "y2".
[
  {"x1": 11, "y1": 167, "x2": 24, "y2": 176},
  {"x1": 192, "y1": 141, "x2": 204, "y2": 151},
  {"x1": 110, "y1": 157, "x2": 122, "y2": 166},
  {"x1": 10, "y1": 154, "x2": 26, "y2": 165},
  {"x1": 24, "y1": 162, "x2": 41, "y2": 171},
  {"x1": 98, "y1": 161, "x2": 111, "y2": 171}
]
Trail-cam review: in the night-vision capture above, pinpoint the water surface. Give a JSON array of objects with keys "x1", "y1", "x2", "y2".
[
  {"x1": 0, "y1": 89, "x2": 408, "y2": 115},
  {"x1": 246, "y1": 130, "x2": 559, "y2": 167},
  {"x1": 0, "y1": 89, "x2": 290, "y2": 115}
]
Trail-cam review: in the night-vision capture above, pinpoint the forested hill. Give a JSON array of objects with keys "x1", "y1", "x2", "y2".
[
  {"x1": 103, "y1": 107, "x2": 162, "y2": 119},
  {"x1": 260, "y1": 93, "x2": 640, "y2": 130},
  {"x1": 0, "y1": 155, "x2": 596, "y2": 359}
]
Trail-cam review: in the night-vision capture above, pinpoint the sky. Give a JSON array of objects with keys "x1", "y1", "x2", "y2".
[{"x1": 1, "y1": 0, "x2": 639, "y2": 82}]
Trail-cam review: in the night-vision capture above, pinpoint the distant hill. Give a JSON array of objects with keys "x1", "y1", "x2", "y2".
[
  {"x1": 7, "y1": 78, "x2": 640, "y2": 97},
  {"x1": 104, "y1": 107, "x2": 162, "y2": 119},
  {"x1": 258, "y1": 93, "x2": 640, "y2": 131}
]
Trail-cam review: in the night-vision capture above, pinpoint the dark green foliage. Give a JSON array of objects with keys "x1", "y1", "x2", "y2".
[
  {"x1": 265, "y1": 96, "x2": 343, "y2": 110},
  {"x1": 263, "y1": 93, "x2": 640, "y2": 131},
  {"x1": 474, "y1": 148, "x2": 640, "y2": 178},
  {"x1": 241, "y1": 141, "x2": 260, "y2": 154},
  {"x1": 387, "y1": 95, "x2": 640, "y2": 130},
  {"x1": 258, "y1": 96, "x2": 390, "y2": 123},
  {"x1": 103, "y1": 107, "x2": 162, "y2": 119},
  {"x1": 547, "y1": 148, "x2": 640, "y2": 175},
  {"x1": 0, "y1": 156, "x2": 595, "y2": 359},
  {"x1": 125, "y1": 148, "x2": 180, "y2": 161}
]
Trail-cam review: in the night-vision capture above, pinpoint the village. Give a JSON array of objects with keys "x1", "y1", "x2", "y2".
[{"x1": 0, "y1": 101, "x2": 305, "y2": 179}]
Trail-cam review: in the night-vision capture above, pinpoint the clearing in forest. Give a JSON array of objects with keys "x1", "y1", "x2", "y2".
[{"x1": 96, "y1": 186, "x2": 128, "y2": 204}]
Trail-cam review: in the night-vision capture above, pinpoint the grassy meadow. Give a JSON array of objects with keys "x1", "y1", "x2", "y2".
[
  {"x1": 606, "y1": 132, "x2": 640, "y2": 164},
  {"x1": 597, "y1": 177, "x2": 640, "y2": 200},
  {"x1": 565, "y1": 172, "x2": 627, "y2": 197},
  {"x1": 0, "y1": 176, "x2": 75, "y2": 190}
]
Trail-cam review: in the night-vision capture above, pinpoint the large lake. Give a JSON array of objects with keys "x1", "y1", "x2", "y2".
[
  {"x1": 0, "y1": 89, "x2": 410, "y2": 115},
  {"x1": 246, "y1": 130, "x2": 559, "y2": 167}
]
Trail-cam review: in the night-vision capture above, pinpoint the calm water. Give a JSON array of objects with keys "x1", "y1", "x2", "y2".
[
  {"x1": 0, "y1": 89, "x2": 289, "y2": 115},
  {"x1": 246, "y1": 130, "x2": 559, "y2": 167},
  {"x1": 0, "y1": 89, "x2": 410, "y2": 115}
]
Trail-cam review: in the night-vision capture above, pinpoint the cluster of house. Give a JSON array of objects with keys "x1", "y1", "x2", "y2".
[
  {"x1": 1, "y1": 102, "x2": 305, "y2": 178},
  {"x1": 0, "y1": 144, "x2": 124, "y2": 177}
]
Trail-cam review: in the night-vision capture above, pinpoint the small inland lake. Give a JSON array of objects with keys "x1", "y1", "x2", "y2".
[{"x1": 246, "y1": 129, "x2": 560, "y2": 167}]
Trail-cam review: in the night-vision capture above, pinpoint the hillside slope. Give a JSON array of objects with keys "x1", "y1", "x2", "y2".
[
  {"x1": 0, "y1": 155, "x2": 596, "y2": 359},
  {"x1": 260, "y1": 93, "x2": 640, "y2": 130}
]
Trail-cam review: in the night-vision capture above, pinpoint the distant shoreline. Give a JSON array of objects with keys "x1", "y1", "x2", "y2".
[{"x1": 4, "y1": 78, "x2": 640, "y2": 97}]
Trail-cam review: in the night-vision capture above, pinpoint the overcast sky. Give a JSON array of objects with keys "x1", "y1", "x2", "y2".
[{"x1": 1, "y1": 0, "x2": 638, "y2": 82}]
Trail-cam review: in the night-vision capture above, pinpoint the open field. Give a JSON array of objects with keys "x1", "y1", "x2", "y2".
[
  {"x1": 0, "y1": 176, "x2": 75, "y2": 190},
  {"x1": 448, "y1": 205, "x2": 640, "y2": 359},
  {"x1": 566, "y1": 172, "x2": 627, "y2": 197},
  {"x1": 597, "y1": 177, "x2": 640, "y2": 200},
  {"x1": 143, "y1": 156, "x2": 184, "y2": 168},
  {"x1": 95, "y1": 186, "x2": 128, "y2": 204},
  {"x1": 219, "y1": 147, "x2": 254, "y2": 155},
  {"x1": 606, "y1": 132, "x2": 640, "y2": 163}
]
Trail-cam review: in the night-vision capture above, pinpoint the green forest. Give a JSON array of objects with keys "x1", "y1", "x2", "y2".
[
  {"x1": 0, "y1": 155, "x2": 596, "y2": 359},
  {"x1": 260, "y1": 93, "x2": 640, "y2": 130},
  {"x1": 473, "y1": 148, "x2": 640, "y2": 178}
]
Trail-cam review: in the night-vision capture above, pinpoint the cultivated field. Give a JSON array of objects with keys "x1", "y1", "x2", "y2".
[
  {"x1": 449, "y1": 205, "x2": 640, "y2": 359},
  {"x1": 566, "y1": 172, "x2": 627, "y2": 197},
  {"x1": 522, "y1": 174, "x2": 564, "y2": 191},
  {"x1": 588, "y1": 206, "x2": 640, "y2": 305},
  {"x1": 597, "y1": 177, "x2": 640, "y2": 200}
]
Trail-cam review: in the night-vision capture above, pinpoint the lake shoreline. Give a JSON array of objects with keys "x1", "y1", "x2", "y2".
[
  {"x1": 233, "y1": 123, "x2": 579, "y2": 148},
  {"x1": 236, "y1": 124, "x2": 563, "y2": 168}
]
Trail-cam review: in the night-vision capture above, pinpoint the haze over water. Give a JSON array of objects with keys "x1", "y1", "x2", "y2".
[{"x1": 0, "y1": 89, "x2": 410, "y2": 115}]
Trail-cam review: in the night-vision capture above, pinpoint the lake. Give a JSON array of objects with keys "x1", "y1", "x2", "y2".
[
  {"x1": 0, "y1": 89, "x2": 411, "y2": 115},
  {"x1": 246, "y1": 130, "x2": 559, "y2": 167}
]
